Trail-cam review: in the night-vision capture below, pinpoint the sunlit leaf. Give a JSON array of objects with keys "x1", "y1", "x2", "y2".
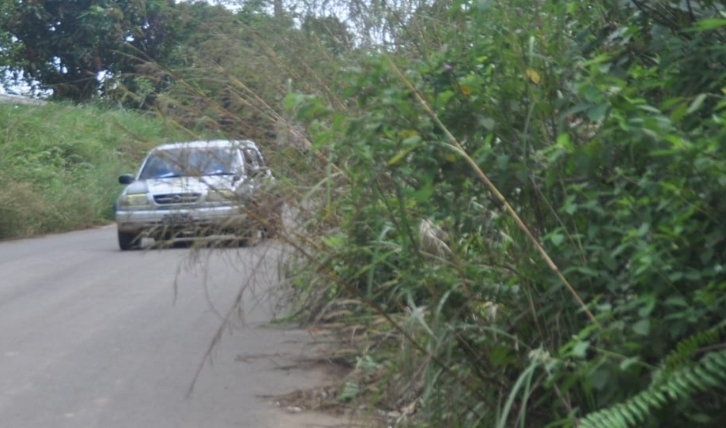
[
  {"x1": 386, "y1": 141, "x2": 422, "y2": 167},
  {"x1": 694, "y1": 18, "x2": 726, "y2": 30},
  {"x1": 686, "y1": 94, "x2": 707, "y2": 114},
  {"x1": 572, "y1": 341, "x2": 590, "y2": 358},
  {"x1": 525, "y1": 68, "x2": 541, "y2": 84},
  {"x1": 550, "y1": 233, "x2": 565, "y2": 246}
]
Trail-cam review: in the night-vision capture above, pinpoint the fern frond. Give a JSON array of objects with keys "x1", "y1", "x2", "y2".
[
  {"x1": 579, "y1": 348, "x2": 726, "y2": 428},
  {"x1": 661, "y1": 320, "x2": 726, "y2": 373}
]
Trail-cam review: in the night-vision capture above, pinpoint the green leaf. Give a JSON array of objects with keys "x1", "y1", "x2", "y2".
[
  {"x1": 477, "y1": 116, "x2": 496, "y2": 130},
  {"x1": 638, "y1": 295, "x2": 656, "y2": 317},
  {"x1": 496, "y1": 155, "x2": 510, "y2": 170},
  {"x1": 526, "y1": 68, "x2": 541, "y2": 84},
  {"x1": 619, "y1": 357, "x2": 640, "y2": 371},
  {"x1": 582, "y1": 84, "x2": 602, "y2": 102},
  {"x1": 637, "y1": 223, "x2": 650, "y2": 237},
  {"x1": 668, "y1": 271, "x2": 684, "y2": 281},
  {"x1": 401, "y1": 135, "x2": 421, "y2": 147},
  {"x1": 589, "y1": 367, "x2": 610, "y2": 391},
  {"x1": 700, "y1": 248, "x2": 714, "y2": 264},
  {"x1": 283, "y1": 92, "x2": 308, "y2": 111},
  {"x1": 664, "y1": 296, "x2": 688, "y2": 307},
  {"x1": 563, "y1": 197, "x2": 578, "y2": 215},
  {"x1": 436, "y1": 90, "x2": 454, "y2": 106},
  {"x1": 695, "y1": 18, "x2": 726, "y2": 30},
  {"x1": 550, "y1": 233, "x2": 565, "y2": 246},
  {"x1": 572, "y1": 341, "x2": 590, "y2": 358},
  {"x1": 601, "y1": 253, "x2": 618, "y2": 271},
  {"x1": 688, "y1": 414, "x2": 713, "y2": 424},
  {"x1": 686, "y1": 94, "x2": 707, "y2": 115},
  {"x1": 336, "y1": 382, "x2": 359, "y2": 401},
  {"x1": 685, "y1": 270, "x2": 702, "y2": 281},
  {"x1": 563, "y1": 266, "x2": 601, "y2": 278},
  {"x1": 557, "y1": 133, "x2": 573, "y2": 151},
  {"x1": 633, "y1": 319, "x2": 651, "y2": 336},
  {"x1": 489, "y1": 345, "x2": 516, "y2": 367},
  {"x1": 386, "y1": 142, "x2": 422, "y2": 167},
  {"x1": 587, "y1": 104, "x2": 609, "y2": 121}
]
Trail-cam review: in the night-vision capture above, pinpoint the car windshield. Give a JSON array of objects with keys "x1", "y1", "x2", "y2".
[{"x1": 138, "y1": 147, "x2": 238, "y2": 180}]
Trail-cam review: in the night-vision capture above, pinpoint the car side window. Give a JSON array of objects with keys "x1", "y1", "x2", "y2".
[
  {"x1": 253, "y1": 149, "x2": 266, "y2": 168},
  {"x1": 242, "y1": 148, "x2": 260, "y2": 174}
]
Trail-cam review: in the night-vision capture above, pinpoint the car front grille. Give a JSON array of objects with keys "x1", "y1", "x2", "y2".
[{"x1": 154, "y1": 193, "x2": 201, "y2": 205}]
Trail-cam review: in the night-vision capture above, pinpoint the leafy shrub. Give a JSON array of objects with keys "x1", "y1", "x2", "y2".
[
  {"x1": 0, "y1": 102, "x2": 185, "y2": 239},
  {"x1": 282, "y1": 0, "x2": 726, "y2": 426}
]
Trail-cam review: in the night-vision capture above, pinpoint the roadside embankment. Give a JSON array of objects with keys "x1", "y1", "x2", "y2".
[{"x1": 0, "y1": 102, "x2": 186, "y2": 239}]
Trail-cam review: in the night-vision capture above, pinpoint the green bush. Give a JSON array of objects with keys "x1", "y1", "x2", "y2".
[
  {"x1": 283, "y1": 0, "x2": 726, "y2": 426},
  {"x1": 0, "y1": 102, "x2": 186, "y2": 239}
]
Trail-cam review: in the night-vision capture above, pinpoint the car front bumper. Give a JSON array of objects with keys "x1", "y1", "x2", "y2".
[{"x1": 116, "y1": 205, "x2": 252, "y2": 236}]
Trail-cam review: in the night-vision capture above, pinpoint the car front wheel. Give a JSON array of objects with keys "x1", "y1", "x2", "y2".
[
  {"x1": 237, "y1": 225, "x2": 263, "y2": 247},
  {"x1": 118, "y1": 230, "x2": 140, "y2": 251}
]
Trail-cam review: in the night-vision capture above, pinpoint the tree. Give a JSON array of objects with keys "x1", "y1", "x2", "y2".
[
  {"x1": 0, "y1": 0, "x2": 176, "y2": 102},
  {"x1": 301, "y1": 15, "x2": 353, "y2": 57}
]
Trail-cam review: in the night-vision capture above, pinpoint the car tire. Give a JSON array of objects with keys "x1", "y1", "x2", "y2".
[
  {"x1": 237, "y1": 226, "x2": 262, "y2": 247},
  {"x1": 118, "y1": 230, "x2": 140, "y2": 251},
  {"x1": 172, "y1": 240, "x2": 192, "y2": 249}
]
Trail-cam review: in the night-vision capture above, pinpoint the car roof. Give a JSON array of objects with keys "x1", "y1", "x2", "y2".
[{"x1": 151, "y1": 139, "x2": 259, "y2": 151}]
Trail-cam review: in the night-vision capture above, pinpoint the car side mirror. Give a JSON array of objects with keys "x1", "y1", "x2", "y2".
[
  {"x1": 250, "y1": 167, "x2": 269, "y2": 178},
  {"x1": 119, "y1": 174, "x2": 135, "y2": 185}
]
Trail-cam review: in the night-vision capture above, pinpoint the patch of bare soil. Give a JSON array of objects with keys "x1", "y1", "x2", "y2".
[
  {"x1": 255, "y1": 355, "x2": 383, "y2": 426},
  {"x1": 254, "y1": 326, "x2": 413, "y2": 428},
  {"x1": 269, "y1": 411, "x2": 364, "y2": 428},
  {"x1": 267, "y1": 384, "x2": 388, "y2": 428}
]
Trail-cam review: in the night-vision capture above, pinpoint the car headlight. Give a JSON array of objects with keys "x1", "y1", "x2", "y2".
[
  {"x1": 118, "y1": 193, "x2": 149, "y2": 208},
  {"x1": 207, "y1": 189, "x2": 236, "y2": 203}
]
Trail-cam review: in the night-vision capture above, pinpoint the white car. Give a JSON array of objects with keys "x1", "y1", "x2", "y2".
[{"x1": 114, "y1": 139, "x2": 279, "y2": 250}]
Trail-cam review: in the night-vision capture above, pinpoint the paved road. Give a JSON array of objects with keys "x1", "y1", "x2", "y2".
[
  {"x1": 0, "y1": 93, "x2": 46, "y2": 106},
  {"x1": 0, "y1": 227, "x2": 347, "y2": 428}
]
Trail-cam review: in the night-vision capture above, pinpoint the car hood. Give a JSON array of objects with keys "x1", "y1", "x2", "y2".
[{"x1": 125, "y1": 176, "x2": 235, "y2": 195}]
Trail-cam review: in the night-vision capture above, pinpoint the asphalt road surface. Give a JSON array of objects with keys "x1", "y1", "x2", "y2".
[{"x1": 0, "y1": 226, "x2": 350, "y2": 428}]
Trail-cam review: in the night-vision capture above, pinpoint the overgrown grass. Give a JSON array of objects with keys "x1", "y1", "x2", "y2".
[
  {"x1": 0, "y1": 102, "x2": 188, "y2": 239},
  {"x1": 268, "y1": 1, "x2": 726, "y2": 427}
]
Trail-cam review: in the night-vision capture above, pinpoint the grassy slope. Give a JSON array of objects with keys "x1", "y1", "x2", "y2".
[{"x1": 0, "y1": 102, "x2": 188, "y2": 239}]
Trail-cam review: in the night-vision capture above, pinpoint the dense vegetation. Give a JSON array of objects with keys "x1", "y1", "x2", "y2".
[
  {"x1": 280, "y1": 0, "x2": 726, "y2": 426},
  {"x1": 2, "y1": 0, "x2": 726, "y2": 427},
  {"x1": 0, "y1": 102, "x2": 185, "y2": 239}
]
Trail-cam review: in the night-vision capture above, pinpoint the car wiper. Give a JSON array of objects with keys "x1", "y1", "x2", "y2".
[
  {"x1": 204, "y1": 171, "x2": 235, "y2": 176},
  {"x1": 155, "y1": 172, "x2": 183, "y2": 178}
]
